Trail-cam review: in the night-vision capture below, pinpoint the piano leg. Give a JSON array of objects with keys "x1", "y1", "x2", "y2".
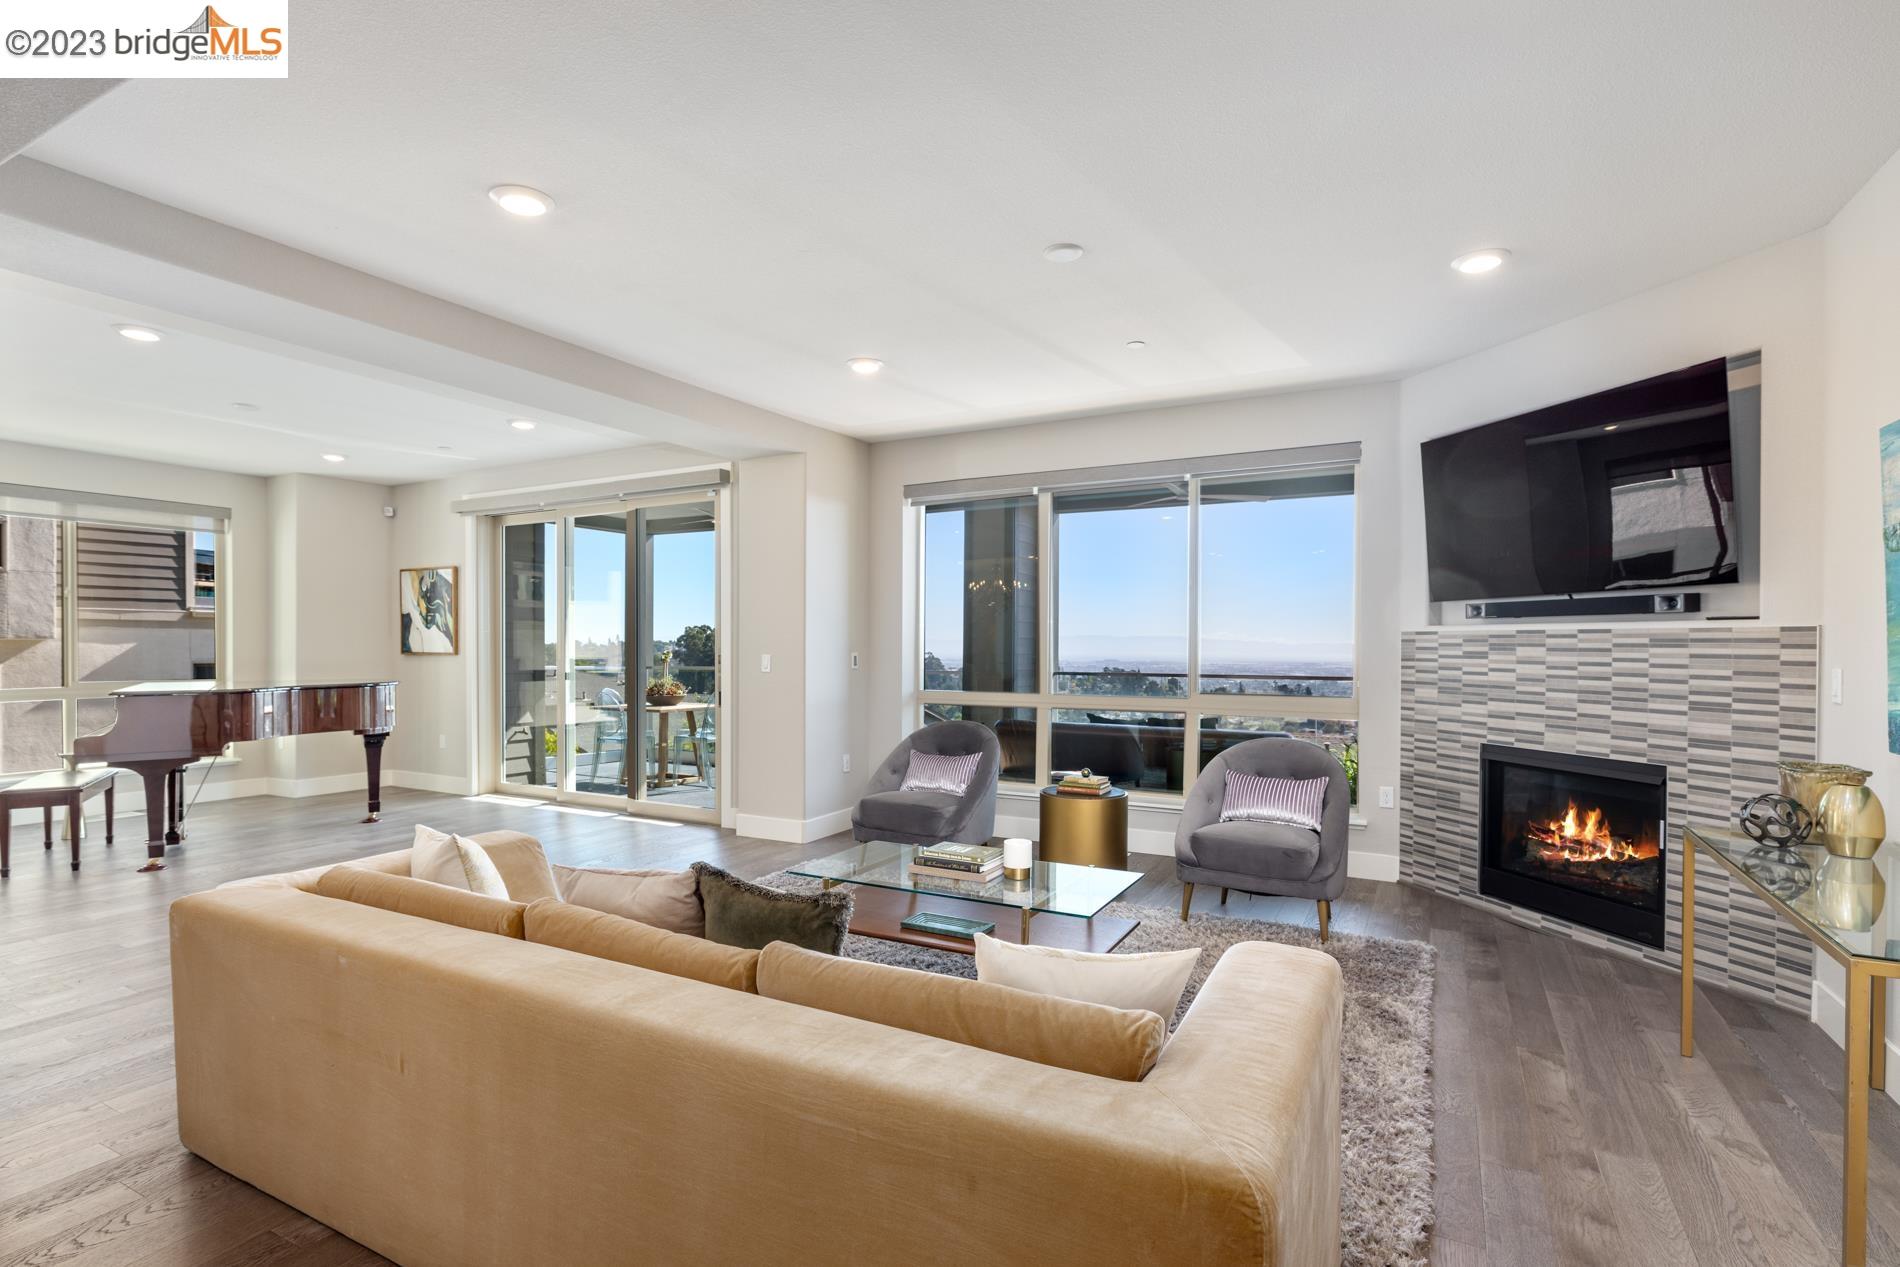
[
  {"x1": 363, "y1": 732, "x2": 387, "y2": 823},
  {"x1": 166, "y1": 767, "x2": 186, "y2": 845},
  {"x1": 136, "y1": 765, "x2": 169, "y2": 872}
]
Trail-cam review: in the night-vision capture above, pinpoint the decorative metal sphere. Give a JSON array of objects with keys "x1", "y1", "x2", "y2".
[{"x1": 1738, "y1": 793, "x2": 1814, "y2": 848}]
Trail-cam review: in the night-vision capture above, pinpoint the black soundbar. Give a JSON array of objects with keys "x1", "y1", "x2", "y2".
[{"x1": 1461, "y1": 593, "x2": 1701, "y2": 620}]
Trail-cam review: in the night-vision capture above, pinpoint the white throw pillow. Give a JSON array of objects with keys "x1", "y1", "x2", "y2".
[
  {"x1": 552, "y1": 863, "x2": 704, "y2": 938},
  {"x1": 409, "y1": 824, "x2": 509, "y2": 899},
  {"x1": 973, "y1": 933, "x2": 1200, "y2": 1021}
]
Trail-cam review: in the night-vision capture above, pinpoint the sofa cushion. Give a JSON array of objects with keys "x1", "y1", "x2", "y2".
[
  {"x1": 691, "y1": 862, "x2": 852, "y2": 954},
  {"x1": 314, "y1": 866, "x2": 528, "y2": 938},
  {"x1": 470, "y1": 832, "x2": 561, "y2": 903},
  {"x1": 525, "y1": 900, "x2": 757, "y2": 992},
  {"x1": 973, "y1": 933, "x2": 1199, "y2": 1021},
  {"x1": 756, "y1": 942, "x2": 1166, "y2": 1081},
  {"x1": 1218, "y1": 770, "x2": 1328, "y2": 832},
  {"x1": 410, "y1": 824, "x2": 510, "y2": 898},
  {"x1": 853, "y1": 789, "x2": 959, "y2": 839},
  {"x1": 1189, "y1": 819, "x2": 1322, "y2": 881},
  {"x1": 900, "y1": 749, "x2": 982, "y2": 795},
  {"x1": 219, "y1": 847, "x2": 411, "y2": 892},
  {"x1": 553, "y1": 864, "x2": 703, "y2": 937}
]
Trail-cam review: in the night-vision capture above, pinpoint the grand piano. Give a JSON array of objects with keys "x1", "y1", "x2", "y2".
[{"x1": 71, "y1": 681, "x2": 397, "y2": 871}]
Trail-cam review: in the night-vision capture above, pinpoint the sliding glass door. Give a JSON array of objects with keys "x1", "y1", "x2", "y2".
[{"x1": 497, "y1": 493, "x2": 720, "y2": 820}]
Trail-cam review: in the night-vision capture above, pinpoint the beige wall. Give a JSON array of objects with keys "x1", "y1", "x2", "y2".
[
  {"x1": 864, "y1": 383, "x2": 1404, "y2": 869},
  {"x1": 803, "y1": 440, "x2": 873, "y2": 832},
  {"x1": 1811, "y1": 145, "x2": 1900, "y2": 1067},
  {"x1": 1397, "y1": 232, "x2": 1827, "y2": 629},
  {"x1": 263, "y1": 473, "x2": 398, "y2": 782}
]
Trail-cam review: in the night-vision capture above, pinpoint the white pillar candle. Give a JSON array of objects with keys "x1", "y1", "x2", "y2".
[{"x1": 1003, "y1": 837, "x2": 1033, "y2": 876}]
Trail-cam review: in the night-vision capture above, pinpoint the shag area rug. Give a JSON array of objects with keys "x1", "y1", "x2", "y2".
[{"x1": 762, "y1": 869, "x2": 1437, "y2": 1267}]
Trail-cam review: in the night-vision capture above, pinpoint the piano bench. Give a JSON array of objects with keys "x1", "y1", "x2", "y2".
[{"x1": 0, "y1": 769, "x2": 117, "y2": 878}]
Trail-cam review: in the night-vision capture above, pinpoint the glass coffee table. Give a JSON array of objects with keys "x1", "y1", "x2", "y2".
[{"x1": 790, "y1": 841, "x2": 1143, "y2": 954}]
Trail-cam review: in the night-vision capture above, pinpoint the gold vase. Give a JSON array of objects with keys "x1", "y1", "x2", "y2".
[
  {"x1": 1778, "y1": 760, "x2": 1871, "y2": 818},
  {"x1": 1817, "y1": 782, "x2": 1887, "y2": 859},
  {"x1": 1812, "y1": 854, "x2": 1886, "y2": 932}
]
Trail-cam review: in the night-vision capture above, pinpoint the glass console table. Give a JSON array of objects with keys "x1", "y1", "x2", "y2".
[{"x1": 1682, "y1": 823, "x2": 1899, "y2": 1266}]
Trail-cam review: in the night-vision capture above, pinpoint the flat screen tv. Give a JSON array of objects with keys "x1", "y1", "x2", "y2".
[{"x1": 1421, "y1": 357, "x2": 1741, "y2": 603}]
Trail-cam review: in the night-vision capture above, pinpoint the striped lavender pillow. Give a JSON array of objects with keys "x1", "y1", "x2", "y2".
[
  {"x1": 901, "y1": 750, "x2": 983, "y2": 796},
  {"x1": 1219, "y1": 771, "x2": 1329, "y2": 832}
]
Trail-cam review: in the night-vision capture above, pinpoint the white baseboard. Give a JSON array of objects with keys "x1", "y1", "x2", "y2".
[
  {"x1": 1809, "y1": 975, "x2": 1900, "y2": 1106},
  {"x1": 388, "y1": 769, "x2": 475, "y2": 796},
  {"x1": 735, "y1": 809, "x2": 853, "y2": 844},
  {"x1": 264, "y1": 773, "x2": 367, "y2": 798}
]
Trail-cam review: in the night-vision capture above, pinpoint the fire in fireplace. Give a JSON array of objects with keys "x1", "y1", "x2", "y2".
[{"x1": 1479, "y1": 744, "x2": 1668, "y2": 947}]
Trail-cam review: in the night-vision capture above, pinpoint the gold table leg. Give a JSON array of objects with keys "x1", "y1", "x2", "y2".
[
  {"x1": 1873, "y1": 978, "x2": 1888, "y2": 1094},
  {"x1": 1021, "y1": 908, "x2": 1032, "y2": 942},
  {"x1": 1846, "y1": 962, "x2": 1872, "y2": 1267},
  {"x1": 1680, "y1": 835, "x2": 1695, "y2": 1058}
]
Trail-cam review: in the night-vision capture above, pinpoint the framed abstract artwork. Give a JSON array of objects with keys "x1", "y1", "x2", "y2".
[{"x1": 401, "y1": 566, "x2": 458, "y2": 655}]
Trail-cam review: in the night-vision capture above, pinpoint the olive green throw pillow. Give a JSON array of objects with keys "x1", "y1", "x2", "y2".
[{"x1": 690, "y1": 862, "x2": 853, "y2": 954}]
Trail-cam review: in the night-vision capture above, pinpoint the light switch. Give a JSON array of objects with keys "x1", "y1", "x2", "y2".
[
  {"x1": 1378, "y1": 786, "x2": 1396, "y2": 809},
  {"x1": 760, "y1": 653, "x2": 772, "y2": 673}
]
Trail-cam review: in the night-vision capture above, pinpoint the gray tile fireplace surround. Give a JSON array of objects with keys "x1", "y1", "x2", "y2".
[{"x1": 1400, "y1": 624, "x2": 1819, "y2": 1010}]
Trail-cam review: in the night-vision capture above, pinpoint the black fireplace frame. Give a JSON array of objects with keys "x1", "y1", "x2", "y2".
[{"x1": 1478, "y1": 742, "x2": 1669, "y2": 949}]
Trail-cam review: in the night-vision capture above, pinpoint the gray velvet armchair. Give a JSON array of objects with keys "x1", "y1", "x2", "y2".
[
  {"x1": 1175, "y1": 736, "x2": 1350, "y2": 940},
  {"x1": 851, "y1": 721, "x2": 1000, "y2": 846}
]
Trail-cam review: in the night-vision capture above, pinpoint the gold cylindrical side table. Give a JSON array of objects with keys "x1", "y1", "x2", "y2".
[{"x1": 1038, "y1": 786, "x2": 1129, "y2": 868}]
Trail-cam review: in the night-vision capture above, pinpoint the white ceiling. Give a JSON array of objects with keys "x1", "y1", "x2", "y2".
[
  {"x1": 0, "y1": 273, "x2": 634, "y2": 482},
  {"x1": 19, "y1": 0, "x2": 1900, "y2": 447}
]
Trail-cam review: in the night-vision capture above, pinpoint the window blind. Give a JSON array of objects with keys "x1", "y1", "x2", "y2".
[{"x1": 902, "y1": 441, "x2": 1361, "y2": 505}]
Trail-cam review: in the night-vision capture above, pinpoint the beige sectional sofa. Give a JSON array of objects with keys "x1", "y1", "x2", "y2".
[{"x1": 171, "y1": 838, "x2": 1346, "y2": 1266}]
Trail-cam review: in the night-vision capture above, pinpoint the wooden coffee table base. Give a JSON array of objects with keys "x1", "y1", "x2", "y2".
[{"x1": 837, "y1": 883, "x2": 1139, "y2": 956}]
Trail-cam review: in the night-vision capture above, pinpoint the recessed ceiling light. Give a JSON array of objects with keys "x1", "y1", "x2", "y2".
[
  {"x1": 847, "y1": 357, "x2": 884, "y2": 376},
  {"x1": 114, "y1": 324, "x2": 162, "y2": 343},
  {"x1": 1125, "y1": 340, "x2": 1148, "y2": 349},
  {"x1": 509, "y1": 418, "x2": 537, "y2": 431},
  {"x1": 1603, "y1": 424, "x2": 1619, "y2": 431},
  {"x1": 488, "y1": 184, "x2": 553, "y2": 217},
  {"x1": 321, "y1": 453, "x2": 347, "y2": 463},
  {"x1": 231, "y1": 401, "x2": 258, "y2": 410},
  {"x1": 1451, "y1": 248, "x2": 1510, "y2": 275},
  {"x1": 1042, "y1": 243, "x2": 1086, "y2": 263}
]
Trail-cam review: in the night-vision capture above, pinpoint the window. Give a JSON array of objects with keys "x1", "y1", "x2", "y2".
[
  {"x1": 0, "y1": 508, "x2": 225, "y2": 776},
  {"x1": 921, "y1": 703, "x2": 1036, "y2": 783},
  {"x1": 1198, "y1": 473, "x2": 1354, "y2": 697},
  {"x1": 1053, "y1": 485, "x2": 1187, "y2": 696},
  {"x1": 915, "y1": 462, "x2": 1356, "y2": 803},
  {"x1": 922, "y1": 496, "x2": 1038, "y2": 693}
]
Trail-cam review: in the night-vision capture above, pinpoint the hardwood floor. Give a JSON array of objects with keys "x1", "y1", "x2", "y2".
[{"x1": 1, "y1": 787, "x2": 1896, "y2": 1265}]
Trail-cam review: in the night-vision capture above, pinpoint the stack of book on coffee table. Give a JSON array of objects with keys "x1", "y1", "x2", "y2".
[
  {"x1": 907, "y1": 843, "x2": 1005, "y2": 882},
  {"x1": 1056, "y1": 771, "x2": 1113, "y2": 796}
]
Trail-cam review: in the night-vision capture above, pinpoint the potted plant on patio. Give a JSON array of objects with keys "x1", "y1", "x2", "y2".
[{"x1": 645, "y1": 649, "x2": 688, "y2": 707}]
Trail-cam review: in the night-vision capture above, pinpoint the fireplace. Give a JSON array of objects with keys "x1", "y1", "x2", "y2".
[{"x1": 1478, "y1": 743, "x2": 1668, "y2": 948}]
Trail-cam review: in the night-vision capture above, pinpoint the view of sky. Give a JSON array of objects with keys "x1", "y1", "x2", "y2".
[
  {"x1": 568, "y1": 524, "x2": 715, "y2": 651},
  {"x1": 924, "y1": 494, "x2": 1353, "y2": 671}
]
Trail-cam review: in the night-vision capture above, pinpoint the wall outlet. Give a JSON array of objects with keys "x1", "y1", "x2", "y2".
[
  {"x1": 1377, "y1": 786, "x2": 1395, "y2": 809},
  {"x1": 759, "y1": 653, "x2": 772, "y2": 673},
  {"x1": 438, "y1": 733, "x2": 446, "y2": 750},
  {"x1": 1833, "y1": 667, "x2": 1844, "y2": 705},
  {"x1": 842, "y1": 753, "x2": 852, "y2": 774}
]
